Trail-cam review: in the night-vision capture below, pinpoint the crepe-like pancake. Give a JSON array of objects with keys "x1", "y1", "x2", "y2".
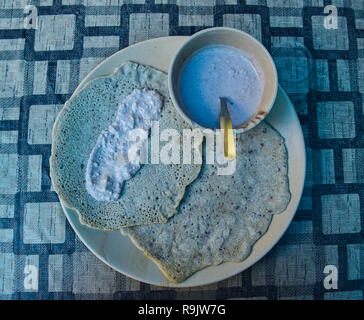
[
  {"x1": 121, "y1": 122, "x2": 290, "y2": 283},
  {"x1": 50, "y1": 62, "x2": 202, "y2": 230}
]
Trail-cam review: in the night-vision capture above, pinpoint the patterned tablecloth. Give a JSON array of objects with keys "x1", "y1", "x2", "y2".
[{"x1": 0, "y1": 0, "x2": 363, "y2": 300}]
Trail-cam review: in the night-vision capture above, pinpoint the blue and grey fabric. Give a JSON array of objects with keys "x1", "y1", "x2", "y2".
[{"x1": 0, "y1": 0, "x2": 363, "y2": 300}]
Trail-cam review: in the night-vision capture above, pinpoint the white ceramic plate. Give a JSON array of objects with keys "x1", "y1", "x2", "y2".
[{"x1": 59, "y1": 36, "x2": 306, "y2": 288}]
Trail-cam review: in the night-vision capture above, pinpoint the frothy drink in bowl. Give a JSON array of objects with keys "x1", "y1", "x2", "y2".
[
  {"x1": 178, "y1": 44, "x2": 265, "y2": 129},
  {"x1": 169, "y1": 27, "x2": 278, "y2": 137}
]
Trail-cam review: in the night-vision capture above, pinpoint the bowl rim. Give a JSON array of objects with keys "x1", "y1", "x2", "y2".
[{"x1": 168, "y1": 26, "x2": 278, "y2": 134}]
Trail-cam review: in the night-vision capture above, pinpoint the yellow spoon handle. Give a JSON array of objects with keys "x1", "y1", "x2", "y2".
[{"x1": 220, "y1": 112, "x2": 236, "y2": 160}]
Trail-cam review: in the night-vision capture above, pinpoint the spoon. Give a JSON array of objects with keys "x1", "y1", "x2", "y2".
[{"x1": 219, "y1": 97, "x2": 236, "y2": 160}]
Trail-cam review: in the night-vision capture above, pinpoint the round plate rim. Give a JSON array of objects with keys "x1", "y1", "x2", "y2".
[{"x1": 58, "y1": 36, "x2": 306, "y2": 288}]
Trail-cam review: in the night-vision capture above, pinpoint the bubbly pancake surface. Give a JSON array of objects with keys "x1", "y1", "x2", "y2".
[
  {"x1": 122, "y1": 121, "x2": 291, "y2": 283},
  {"x1": 50, "y1": 62, "x2": 202, "y2": 230},
  {"x1": 51, "y1": 60, "x2": 291, "y2": 283}
]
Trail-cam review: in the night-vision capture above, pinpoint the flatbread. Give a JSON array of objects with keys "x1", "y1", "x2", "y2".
[
  {"x1": 121, "y1": 121, "x2": 290, "y2": 283},
  {"x1": 50, "y1": 62, "x2": 202, "y2": 230}
]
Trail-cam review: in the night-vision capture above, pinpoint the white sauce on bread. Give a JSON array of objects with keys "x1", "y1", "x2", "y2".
[{"x1": 85, "y1": 88, "x2": 163, "y2": 201}]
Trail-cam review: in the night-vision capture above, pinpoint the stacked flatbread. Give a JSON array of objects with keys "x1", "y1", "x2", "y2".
[
  {"x1": 122, "y1": 122, "x2": 290, "y2": 282},
  {"x1": 51, "y1": 61, "x2": 291, "y2": 283}
]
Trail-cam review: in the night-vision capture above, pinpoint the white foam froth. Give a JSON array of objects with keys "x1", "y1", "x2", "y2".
[{"x1": 178, "y1": 44, "x2": 265, "y2": 129}]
